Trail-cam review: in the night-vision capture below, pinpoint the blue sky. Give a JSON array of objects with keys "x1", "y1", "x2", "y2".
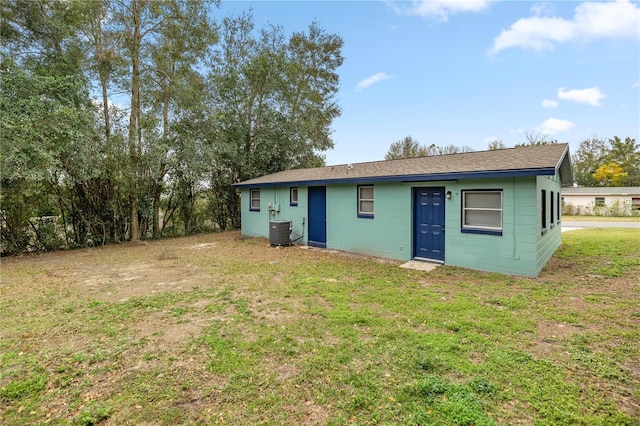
[{"x1": 217, "y1": 0, "x2": 640, "y2": 166}]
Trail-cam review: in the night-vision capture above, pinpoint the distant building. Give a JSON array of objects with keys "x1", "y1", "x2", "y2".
[{"x1": 562, "y1": 187, "x2": 640, "y2": 216}]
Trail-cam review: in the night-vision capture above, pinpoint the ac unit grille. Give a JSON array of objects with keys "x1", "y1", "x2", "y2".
[{"x1": 269, "y1": 220, "x2": 291, "y2": 246}]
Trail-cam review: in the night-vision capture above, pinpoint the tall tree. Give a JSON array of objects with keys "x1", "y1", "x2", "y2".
[
  {"x1": 572, "y1": 136, "x2": 639, "y2": 187},
  {"x1": 514, "y1": 130, "x2": 558, "y2": 147},
  {"x1": 0, "y1": 60, "x2": 86, "y2": 251},
  {"x1": 1, "y1": 0, "x2": 100, "y2": 252},
  {"x1": 571, "y1": 136, "x2": 608, "y2": 186},
  {"x1": 438, "y1": 144, "x2": 474, "y2": 155},
  {"x1": 74, "y1": 0, "x2": 131, "y2": 244},
  {"x1": 206, "y1": 12, "x2": 344, "y2": 227},
  {"x1": 385, "y1": 136, "x2": 427, "y2": 160},
  {"x1": 284, "y1": 20, "x2": 343, "y2": 166},
  {"x1": 1, "y1": 1, "x2": 343, "y2": 252},
  {"x1": 144, "y1": 0, "x2": 218, "y2": 237},
  {"x1": 107, "y1": 0, "x2": 217, "y2": 240},
  {"x1": 488, "y1": 139, "x2": 507, "y2": 150},
  {"x1": 125, "y1": 0, "x2": 143, "y2": 240},
  {"x1": 606, "y1": 136, "x2": 639, "y2": 186},
  {"x1": 77, "y1": 0, "x2": 122, "y2": 149},
  {"x1": 385, "y1": 139, "x2": 475, "y2": 159}
]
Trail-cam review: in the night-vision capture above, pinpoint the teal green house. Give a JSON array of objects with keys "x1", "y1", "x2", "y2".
[{"x1": 232, "y1": 144, "x2": 573, "y2": 277}]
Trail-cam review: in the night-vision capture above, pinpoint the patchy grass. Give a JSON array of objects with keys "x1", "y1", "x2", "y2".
[
  {"x1": 555, "y1": 229, "x2": 640, "y2": 277},
  {"x1": 562, "y1": 215, "x2": 640, "y2": 223},
  {"x1": 1, "y1": 229, "x2": 639, "y2": 425}
]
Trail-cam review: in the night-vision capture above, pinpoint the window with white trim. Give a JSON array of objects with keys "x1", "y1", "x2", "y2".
[
  {"x1": 249, "y1": 189, "x2": 260, "y2": 211},
  {"x1": 462, "y1": 190, "x2": 503, "y2": 233},
  {"x1": 358, "y1": 185, "x2": 374, "y2": 218},
  {"x1": 290, "y1": 187, "x2": 298, "y2": 206}
]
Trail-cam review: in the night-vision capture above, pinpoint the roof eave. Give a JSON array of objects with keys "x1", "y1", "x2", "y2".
[
  {"x1": 232, "y1": 167, "x2": 558, "y2": 189},
  {"x1": 555, "y1": 144, "x2": 574, "y2": 187}
]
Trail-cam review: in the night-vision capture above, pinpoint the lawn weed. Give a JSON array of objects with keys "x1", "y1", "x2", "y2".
[{"x1": 1, "y1": 229, "x2": 638, "y2": 424}]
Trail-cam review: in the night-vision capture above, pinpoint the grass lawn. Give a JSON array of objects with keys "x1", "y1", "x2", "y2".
[
  {"x1": 1, "y1": 229, "x2": 639, "y2": 425},
  {"x1": 562, "y1": 215, "x2": 640, "y2": 222}
]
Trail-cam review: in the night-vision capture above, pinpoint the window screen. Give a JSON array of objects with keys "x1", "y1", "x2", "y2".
[
  {"x1": 358, "y1": 185, "x2": 374, "y2": 217},
  {"x1": 462, "y1": 190, "x2": 503, "y2": 230},
  {"x1": 250, "y1": 189, "x2": 260, "y2": 211}
]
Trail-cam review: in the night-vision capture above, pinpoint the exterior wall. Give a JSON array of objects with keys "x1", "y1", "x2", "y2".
[
  {"x1": 536, "y1": 175, "x2": 563, "y2": 276},
  {"x1": 561, "y1": 187, "x2": 640, "y2": 216},
  {"x1": 239, "y1": 186, "x2": 308, "y2": 242},
  {"x1": 563, "y1": 194, "x2": 633, "y2": 207},
  {"x1": 239, "y1": 175, "x2": 564, "y2": 277},
  {"x1": 562, "y1": 193, "x2": 639, "y2": 216},
  {"x1": 444, "y1": 177, "x2": 541, "y2": 276},
  {"x1": 326, "y1": 183, "x2": 412, "y2": 260},
  {"x1": 443, "y1": 175, "x2": 562, "y2": 276}
]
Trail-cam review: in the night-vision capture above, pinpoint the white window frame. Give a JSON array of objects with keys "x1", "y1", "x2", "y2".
[
  {"x1": 462, "y1": 190, "x2": 503, "y2": 232},
  {"x1": 358, "y1": 185, "x2": 374, "y2": 218},
  {"x1": 249, "y1": 189, "x2": 260, "y2": 211},
  {"x1": 290, "y1": 187, "x2": 298, "y2": 206}
]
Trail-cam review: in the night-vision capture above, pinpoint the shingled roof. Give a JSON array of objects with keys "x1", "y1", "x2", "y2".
[{"x1": 233, "y1": 143, "x2": 573, "y2": 188}]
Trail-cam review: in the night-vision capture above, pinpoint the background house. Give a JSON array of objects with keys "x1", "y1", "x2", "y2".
[
  {"x1": 562, "y1": 187, "x2": 640, "y2": 216},
  {"x1": 233, "y1": 144, "x2": 573, "y2": 277}
]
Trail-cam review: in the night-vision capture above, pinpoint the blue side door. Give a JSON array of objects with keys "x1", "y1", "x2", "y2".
[
  {"x1": 413, "y1": 187, "x2": 445, "y2": 262},
  {"x1": 308, "y1": 186, "x2": 327, "y2": 248}
]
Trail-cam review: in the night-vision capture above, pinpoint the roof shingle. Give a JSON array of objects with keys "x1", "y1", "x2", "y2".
[{"x1": 233, "y1": 143, "x2": 572, "y2": 188}]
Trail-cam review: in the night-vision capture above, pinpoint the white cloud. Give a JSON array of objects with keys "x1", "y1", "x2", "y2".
[
  {"x1": 530, "y1": 2, "x2": 555, "y2": 17},
  {"x1": 355, "y1": 72, "x2": 393, "y2": 92},
  {"x1": 542, "y1": 99, "x2": 558, "y2": 108},
  {"x1": 557, "y1": 86, "x2": 605, "y2": 106},
  {"x1": 536, "y1": 118, "x2": 575, "y2": 135},
  {"x1": 490, "y1": 0, "x2": 640, "y2": 54},
  {"x1": 633, "y1": 81, "x2": 640, "y2": 88},
  {"x1": 389, "y1": 0, "x2": 495, "y2": 21}
]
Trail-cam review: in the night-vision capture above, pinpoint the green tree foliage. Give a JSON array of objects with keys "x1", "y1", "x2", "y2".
[
  {"x1": 205, "y1": 13, "x2": 344, "y2": 228},
  {"x1": 1, "y1": 0, "x2": 100, "y2": 252},
  {"x1": 606, "y1": 136, "x2": 640, "y2": 186},
  {"x1": 572, "y1": 136, "x2": 639, "y2": 186},
  {"x1": 385, "y1": 137, "x2": 474, "y2": 160},
  {"x1": 1, "y1": 1, "x2": 343, "y2": 254},
  {"x1": 136, "y1": 0, "x2": 218, "y2": 237},
  {"x1": 385, "y1": 136, "x2": 428, "y2": 160},
  {"x1": 571, "y1": 136, "x2": 608, "y2": 186}
]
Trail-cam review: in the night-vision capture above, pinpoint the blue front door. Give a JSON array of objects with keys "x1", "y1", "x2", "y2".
[
  {"x1": 413, "y1": 187, "x2": 445, "y2": 262},
  {"x1": 308, "y1": 186, "x2": 327, "y2": 248}
]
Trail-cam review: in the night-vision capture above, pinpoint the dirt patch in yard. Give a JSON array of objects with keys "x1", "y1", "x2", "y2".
[
  {"x1": 4, "y1": 233, "x2": 318, "y2": 304},
  {"x1": 2, "y1": 230, "x2": 639, "y2": 424},
  {"x1": 529, "y1": 320, "x2": 584, "y2": 358}
]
